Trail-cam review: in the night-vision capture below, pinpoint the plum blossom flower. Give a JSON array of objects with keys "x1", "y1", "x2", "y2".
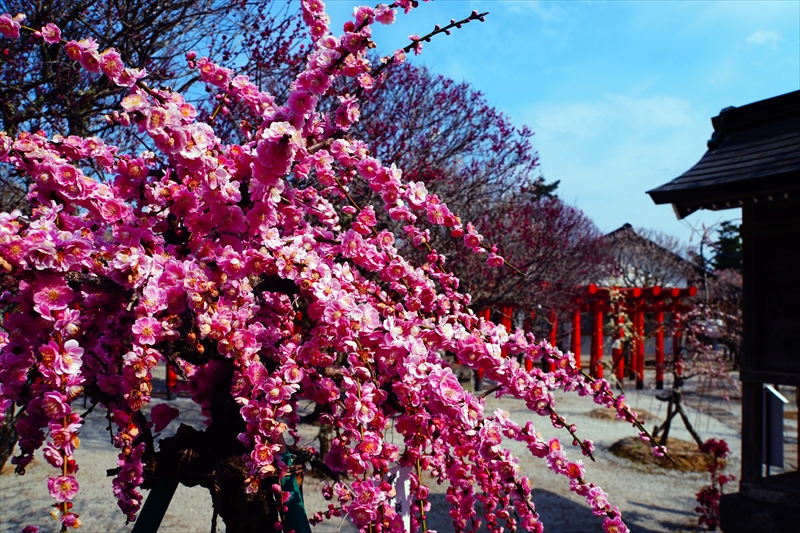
[
  {"x1": 251, "y1": 437, "x2": 280, "y2": 473},
  {"x1": 56, "y1": 339, "x2": 84, "y2": 375},
  {"x1": 296, "y1": 69, "x2": 330, "y2": 95},
  {"x1": 63, "y1": 40, "x2": 83, "y2": 60},
  {"x1": 408, "y1": 34, "x2": 423, "y2": 55},
  {"x1": 138, "y1": 284, "x2": 167, "y2": 314},
  {"x1": 486, "y1": 252, "x2": 505, "y2": 268},
  {"x1": 358, "y1": 431, "x2": 383, "y2": 457},
  {"x1": 79, "y1": 48, "x2": 102, "y2": 72},
  {"x1": 117, "y1": 67, "x2": 147, "y2": 87},
  {"x1": 603, "y1": 515, "x2": 629, "y2": 533},
  {"x1": 40, "y1": 339, "x2": 83, "y2": 375},
  {"x1": 587, "y1": 486, "x2": 610, "y2": 514},
  {"x1": 32, "y1": 275, "x2": 73, "y2": 317},
  {"x1": 347, "y1": 480, "x2": 385, "y2": 525},
  {"x1": 41, "y1": 23, "x2": 61, "y2": 44},
  {"x1": 0, "y1": 13, "x2": 23, "y2": 38},
  {"x1": 406, "y1": 181, "x2": 427, "y2": 208},
  {"x1": 42, "y1": 443, "x2": 64, "y2": 468},
  {"x1": 61, "y1": 513, "x2": 81, "y2": 528},
  {"x1": 100, "y1": 49, "x2": 124, "y2": 82},
  {"x1": 565, "y1": 461, "x2": 585, "y2": 479},
  {"x1": 121, "y1": 93, "x2": 149, "y2": 112},
  {"x1": 41, "y1": 392, "x2": 71, "y2": 419},
  {"x1": 132, "y1": 316, "x2": 162, "y2": 345},
  {"x1": 464, "y1": 223, "x2": 483, "y2": 251},
  {"x1": 375, "y1": 5, "x2": 396, "y2": 24},
  {"x1": 48, "y1": 475, "x2": 79, "y2": 502},
  {"x1": 335, "y1": 95, "x2": 360, "y2": 130}
]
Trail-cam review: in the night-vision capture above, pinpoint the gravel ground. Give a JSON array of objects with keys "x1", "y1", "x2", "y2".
[{"x1": 0, "y1": 369, "x2": 745, "y2": 533}]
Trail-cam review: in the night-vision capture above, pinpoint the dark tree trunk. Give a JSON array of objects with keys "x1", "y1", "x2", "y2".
[
  {"x1": 0, "y1": 407, "x2": 18, "y2": 471},
  {"x1": 653, "y1": 375, "x2": 705, "y2": 448},
  {"x1": 141, "y1": 360, "x2": 280, "y2": 533}
]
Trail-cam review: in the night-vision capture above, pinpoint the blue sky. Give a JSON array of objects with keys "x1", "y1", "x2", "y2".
[{"x1": 323, "y1": 0, "x2": 800, "y2": 245}]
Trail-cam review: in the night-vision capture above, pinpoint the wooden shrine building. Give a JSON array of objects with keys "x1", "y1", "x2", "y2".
[{"x1": 648, "y1": 90, "x2": 800, "y2": 533}]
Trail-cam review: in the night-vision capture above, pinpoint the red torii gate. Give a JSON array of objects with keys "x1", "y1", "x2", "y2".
[
  {"x1": 578, "y1": 284, "x2": 696, "y2": 389},
  {"x1": 482, "y1": 284, "x2": 697, "y2": 390}
]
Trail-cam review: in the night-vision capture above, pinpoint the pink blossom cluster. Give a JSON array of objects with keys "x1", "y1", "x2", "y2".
[
  {"x1": 695, "y1": 438, "x2": 732, "y2": 530},
  {"x1": 676, "y1": 304, "x2": 741, "y2": 394},
  {"x1": 0, "y1": 3, "x2": 662, "y2": 532},
  {"x1": 0, "y1": 12, "x2": 24, "y2": 39}
]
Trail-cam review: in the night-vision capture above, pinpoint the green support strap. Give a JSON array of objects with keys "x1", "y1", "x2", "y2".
[
  {"x1": 131, "y1": 454, "x2": 310, "y2": 533},
  {"x1": 280, "y1": 452, "x2": 312, "y2": 533},
  {"x1": 131, "y1": 478, "x2": 180, "y2": 533}
]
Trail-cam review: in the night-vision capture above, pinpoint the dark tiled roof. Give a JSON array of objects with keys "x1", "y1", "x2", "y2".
[
  {"x1": 648, "y1": 90, "x2": 800, "y2": 218},
  {"x1": 606, "y1": 223, "x2": 707, "y2": 278}
]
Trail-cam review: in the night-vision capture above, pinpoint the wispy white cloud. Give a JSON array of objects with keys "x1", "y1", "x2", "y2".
[
  {"x1": 521, "y1": 94, "x2": 715, "y2": 238},
  {"x1": 325, "y1": 0, "x2": 794, "y2": 243},
  {"x1": 746, "y1": 30, "x2": 782, "y2": 48},
  {"x1": 681, "y1": 1, "x2": 795, "y2": 37}
]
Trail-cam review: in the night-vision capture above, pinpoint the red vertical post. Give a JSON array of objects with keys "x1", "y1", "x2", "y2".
[
  {"x1": 525, "y1": 311, "x2": 536, "y2": 371},
  {"x1": 166, "y1": 365, "x2": 178, "y2": 400},
  {"x1": 635, "y1": 306, "x2": 645, "y2": 389},
  {"x1": 474, "y1": 309, "x2": 491, "y2": 384},
  {"x1": 590, "y1": 304, "x2": 603, "y2": 378},
  {"x1": 655, "y1": 310, "x2": 665, "y2": 389},
  {"x1": 571, "y1": 309, "x2": 581, "y2": 370},
  {"x1": 501, "y1": 306, "x2": 513, "y2": 332},
  {"x1": 167, "y1": 366, "x2": 178, "y2": 388},
  {"x1": 547, "y1": 310, "x2": 558, "y2": 372}
]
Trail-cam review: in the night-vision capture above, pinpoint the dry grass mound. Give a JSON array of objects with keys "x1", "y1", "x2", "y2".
[
  {"x1": 609, "y1": 436, "x2": 710, "y2": 472},
  {"x1": 587, "y1": 407, "x2": 659, "y2": 423}
]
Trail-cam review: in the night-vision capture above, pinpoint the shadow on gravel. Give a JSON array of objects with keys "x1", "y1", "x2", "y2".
[
  {"x1": 626, "y1": 500, "x2": 697, "y2": 532},
  {"x1": 423, "y1": 490, "x2": 685, "y2": 533},
  {"x1": 628, "y1": 500, "x2": 695, "y2": 517},
  {"x1": 424, "y1": 489, "x2": 602, "y2": 533}
]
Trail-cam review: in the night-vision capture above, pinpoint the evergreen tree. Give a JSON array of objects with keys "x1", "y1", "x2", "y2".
[{"x1": 711, "y1": 221, "x2": 743, "y2": 272}]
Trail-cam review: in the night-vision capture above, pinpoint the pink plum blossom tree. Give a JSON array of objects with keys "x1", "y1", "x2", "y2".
[
  {"x1": 0, "y1": 2, "x2": 665, "y2": 532},
  {"x1": 0, "y1": 0, "x2": 306, "y2": 212}
]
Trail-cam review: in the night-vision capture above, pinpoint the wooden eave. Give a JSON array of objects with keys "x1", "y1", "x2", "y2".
[{"x1": 648, "y1": 90, "x2": 800, "y2": 219}]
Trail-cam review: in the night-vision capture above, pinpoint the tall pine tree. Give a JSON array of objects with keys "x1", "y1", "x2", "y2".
[{"x1": 712, "y1": 221, "x2": 743, "y2": 272}]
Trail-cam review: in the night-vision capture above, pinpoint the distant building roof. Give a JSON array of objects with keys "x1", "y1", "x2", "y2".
[
  {"x1": 601, "y1": 223, "x2": 702, "y2": 288},
  {"x1": 648, "y1": 90, "x2": 800, "y2": 219}
]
